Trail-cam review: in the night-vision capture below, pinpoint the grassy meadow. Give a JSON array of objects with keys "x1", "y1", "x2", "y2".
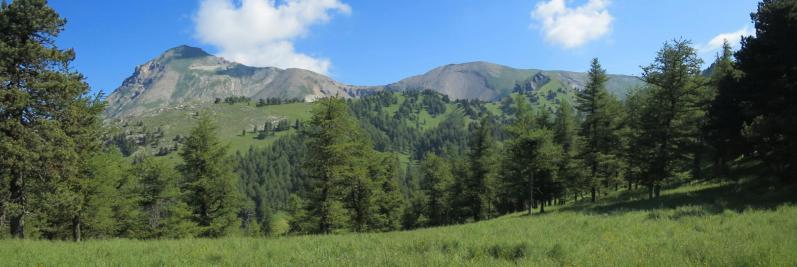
[
  {"x1": 111, "y1": 101, "x2": 314, "y2": 158},
  {"x1": 4, "y1": 181, "x2": 795, "y2": 266}
]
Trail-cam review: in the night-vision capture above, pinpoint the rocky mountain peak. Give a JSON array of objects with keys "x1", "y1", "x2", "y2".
[{"x1": 104, "y1": 45, "x2": 360, "y2": 118}]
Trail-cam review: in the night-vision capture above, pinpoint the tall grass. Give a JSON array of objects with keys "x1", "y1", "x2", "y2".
[{"x1": 3, "y1": 182, "x2": 796, "y2": 266}]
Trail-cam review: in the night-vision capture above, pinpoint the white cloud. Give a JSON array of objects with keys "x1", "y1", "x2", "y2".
[
  {"x1": 700, "y1": 26, "x2": 755, "y2": 54},
  {"x1": 194, "y1": 0, "x2": 351, "y2": 74},
  {"x1": 531, "y1": 0, "x2": 613, "y2": 49}
]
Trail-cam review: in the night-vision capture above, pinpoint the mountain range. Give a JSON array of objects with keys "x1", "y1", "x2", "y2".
[{"x1": 105, "y1": 45, "x2": 642, "y2": 118}]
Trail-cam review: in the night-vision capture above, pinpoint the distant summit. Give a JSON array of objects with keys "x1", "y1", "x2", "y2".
[
  {"x1": 162, "y1": 45, "x2": 212, "y2": 59},
  {"x1": 387, "y1": 61, "x2": 641, "y2": 101}
]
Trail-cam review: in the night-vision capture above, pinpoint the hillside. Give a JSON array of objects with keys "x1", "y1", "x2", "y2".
[
  {"x1": 104, "y1": 46, "x2": 642, "y2": 119},
  {"x1": 5, "y1": 181, "x2": 795, "y2": 266},
  {"x1": 106, "y1": 91, "x2": 467, "y2": 159},
  {"x1": 106, "y1": 101, "x2": 314, "y2": 160}
]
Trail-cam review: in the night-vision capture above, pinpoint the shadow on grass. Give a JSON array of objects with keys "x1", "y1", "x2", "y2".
[{"x1": 558, "y1": 180, "x2": 797, "y2": 218}]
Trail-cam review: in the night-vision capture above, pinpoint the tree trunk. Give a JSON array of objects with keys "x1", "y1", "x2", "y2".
[
  {"x1": 721, "y1": 157, "x2": 730, "y2": 179},
  {"x1": 540, "y1": 199, "x2": 545, "y2": 213},
  {"x1": 488, "y1": 201, "x2": 493, "y2": 220},
  {"x1": 648, "y1": 185, "x2": 654, "y2": 200},
  {"x1": 72, "y1": 215, "x2": 81, "y2": 242},
  {"x1": 528, "y1": 172, "x2": 534, "y2": 216},
  {"x1": 693, "y1": 150, "x2": 702, "y2": 181},
  {"x1": 654, "y1": 184, "x2": 661, "y2": 198},
  {"x1": 0, "y1": 203, "x2": 4, "y2": 231},
  {"x1": 319, "y1": 182, "x2": 330, "y2": 234},
  {"x1": 590, "y1": 160, "x2": 597, "y2": 202},
  {"x1": 10, "y1": 214, "x2": 23, "y2": 239},
  {"x1": 9, "y1": 176, "x2": 24, "y2": 239}
]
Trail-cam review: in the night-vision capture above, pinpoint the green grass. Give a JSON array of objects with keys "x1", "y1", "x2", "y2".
[
  {"x1": 115, "y1": 102, "x2": 313, "y2": 157},
  {"x1": 531, "y1": 79, "x2": 572, "y2": 112},
  {"x1": 5, "y1": 181, "x2": 796, "y2": 266},
  {"x1": 484, "y1": 102, "x2": 503, "y2": 117},
  {"x1": 416, "y1": 104, "x2": 459, "y2": 131},
  {"x1": 383, "y1": 93, "x2": 404, "y2": 115}
]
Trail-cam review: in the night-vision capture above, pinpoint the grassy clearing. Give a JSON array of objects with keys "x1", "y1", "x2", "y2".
[
  {"x1": 4, "y1": 181, "x2": 796, "y2": 266},
  {"x1": 114, "y1": 102, "x2": 313, "y2": 156},
  {"x1": 416, "y1": 104, "x2": 459, "y2": 131}
]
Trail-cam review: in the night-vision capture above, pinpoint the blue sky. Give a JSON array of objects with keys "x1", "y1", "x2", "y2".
[{"x1": 50, "y1": 0, "x2": 758, "y2": 95}]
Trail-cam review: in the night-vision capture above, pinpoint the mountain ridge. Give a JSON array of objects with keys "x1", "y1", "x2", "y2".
[{"x1": 105, "y1": 45, "x2": 642, "y2": 118}]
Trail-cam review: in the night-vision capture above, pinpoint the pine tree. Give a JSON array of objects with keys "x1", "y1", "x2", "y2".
[
  {"x1": 300, "y1": 97, "x2": 371, "y2": 233},
  {"x1": 63, "y1": 94, "x2": 110, "y2": 241},
  {"x1": 420, "y1": 153, "x2": 454, "y2": 226},
  {"x1": 497, "y1": 94, "x2": 533, "y2": 213},
  {"x1": 639, "y1": 40, "x2": 706, "y2": 197},
  {"x1": 537, "y1": 106, "x2": 554, "y2": 130},
  {"x1": 576, "y1": 58, "x2": 624, "y2": 202},
  {"x1": 367, "y1": 153, "x2": 405, "y2": 231},
  {"x1": 263, "y1": 121, "x2": 273, "y2": 135},
  {"x1": 0, "y1": 0, "x2": 104, "y2": 239},
  {"x1": 112, "y1": 156, "x2": 144, "y2": 239},
  {"x1": 287, "y1": 194, "x2": 311, "y2": 233},
  {"x1": 134, "y1": 156, "x2": 197, "y2": 239},
  {"x1": 400, "y1": 191, "x2": 428, "y2": 230},
  {"x1": 554, "y1": 100, "x2": 585, "y2": 202},
  {"x1": 464, "y1": 116, "x2": 496, "y2": 221},
  {"x1": 623, "y1": 88, "x2": 651, "y2": 190},
  {"x1": 31, "y1": 91, "x2": 108, "y2": 241},
  {"x1": 445, "y1": 158, "x2": 470, "y2": 223},
  {"x1": 554, "y1": 100, "x2": 578, "y2": 155},
  {"x1": 41, "y1": 150, "x2": 127, "y2": 240},
  {"x1": 499, "y1": 93, "x2": 562, "y2": 215},
  {"x1": 237, "y1": 170, "x2": 272, "y2": 237},
  {"x1": 730, "y1": 0, "x2": 797, "y2": 181},
  {"x1": 340, "y1": 161, "x2": 373, "y2": 232},
  {"x1": 705, "y1": 41, "x2": 743, "y2": 179},
  {"x1": 178, "y1": 113, "x2": 241, "y2": 237}
]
